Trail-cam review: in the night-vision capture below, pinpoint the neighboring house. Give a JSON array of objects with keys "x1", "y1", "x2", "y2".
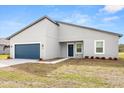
[
  {"x1": 0, "y1": 38, "x2": 10, "y2": 54},
  {"x1": 7, "y1": 16, "x2": 122, "y2": 60}
]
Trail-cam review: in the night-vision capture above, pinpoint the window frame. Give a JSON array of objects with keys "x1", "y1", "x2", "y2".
[
  {"x1": 94, "y1": 40, "x2": 105, "y2": 54},
  {"x1": 75, "y1": 42, "x2": 83, "y2": 54}
]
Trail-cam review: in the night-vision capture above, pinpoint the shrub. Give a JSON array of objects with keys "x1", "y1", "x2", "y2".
[
  {"x1": 108, "y1": 57, "x2": 112, "y2": 60},
  {"x1": 113, "y1": 58, "x2": 118, "y2": 60},
  {"x1": 7, "y1": 56, "x2": 11, "y2": 59},
  {"x1": 90, "y1": 56, "x2": 94, "y2": 59},
  {"x1": 101, "y1": 57, "x2": 106, "y2": 60},
  {"x1": 39, "y1": 58, "x2": 43, "y2": 61},
  {"x1": 95, "y1": 57, "x2": 100, "y2": 59},
  {"x1": 85, "y1": 56, "x2": 89, "y2": 59}
]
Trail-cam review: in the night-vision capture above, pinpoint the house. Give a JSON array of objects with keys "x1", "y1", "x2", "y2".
[
  {"x1": 0, "y1": 38, "x2": 10, "y2": 54},
  {"x1": 7, "y1": 16, "x2": 122, "y2": 60}
]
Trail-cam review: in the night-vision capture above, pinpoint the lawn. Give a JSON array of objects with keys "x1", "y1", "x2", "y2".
[
  {"x1": 0, "y1": 54, "x2": 9, "y2": 59},
  {"x1": 119, "y1": 52, "x2": 124, "y2": 59},
  {"x1": 0, "y1": 53, "x2": 123, "y2": 88}
]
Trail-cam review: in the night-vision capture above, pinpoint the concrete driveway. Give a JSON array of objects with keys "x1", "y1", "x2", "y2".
[{"x1": 0, "y1": 59, "x2": 38, "y2": 68}]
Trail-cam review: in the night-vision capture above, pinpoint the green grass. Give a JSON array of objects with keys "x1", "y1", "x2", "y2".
[
  {"x1": 119, "y1": 44, "x2": 124, "y2": 52},
  {"x1": 0, "y1": 53, "x2": 123, "y2": 87},
  {"x1": 56, "y1": 73, "x2": 107, "y2": 87},
  {"x1": 119, "y1": 52, "x2": 124, "y2": 59},
  {"x1": 0, "y1": 58, "x2": 124, "y2": 88},
  {"x1": 0, "y1": 70, "x2": 48, "y2": 81},
  {"x1": 0, "y1": 54, "x2": 9, "y2": 59}
]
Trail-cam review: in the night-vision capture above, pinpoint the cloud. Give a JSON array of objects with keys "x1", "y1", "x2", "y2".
[
  {"x1": 100, "y1": 5, "x2": 124, "y2": 14},
  {"x1": 102, "y1": 16, "x2": 119, "y2": 22},
  {"x1": 62, "y1": 13, "x2": 91, "y2": 25}
]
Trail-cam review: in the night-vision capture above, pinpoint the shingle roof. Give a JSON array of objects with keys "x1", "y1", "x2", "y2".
[{"x1": 7, "y1": 16, "x2": 123, "y2": 40}]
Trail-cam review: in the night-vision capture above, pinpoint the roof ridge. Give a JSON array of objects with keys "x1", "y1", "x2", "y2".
[
  {"x1": 7, "y1": 16, "x2": 123, "y2": 39},
  {"x1": 7, "y1": 16, "x2": 59, "y2": 39}
]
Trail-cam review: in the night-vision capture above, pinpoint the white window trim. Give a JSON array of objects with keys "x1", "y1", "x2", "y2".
[
  {"x1": 94, "y1": 40, "x2": 105, "y2": 54},
  {"x1": 75, "y1": 42, "x2": 83, "y2": 54}
]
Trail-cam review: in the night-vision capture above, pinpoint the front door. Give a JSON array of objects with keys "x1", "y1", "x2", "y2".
[{"x1": 68, "y1": 44, "x2": 74, "y2": 57}]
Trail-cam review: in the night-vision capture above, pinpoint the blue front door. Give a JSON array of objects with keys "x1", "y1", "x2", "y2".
[{"x1": 68, "y1": 44, "x2": 74, "y2": 57}]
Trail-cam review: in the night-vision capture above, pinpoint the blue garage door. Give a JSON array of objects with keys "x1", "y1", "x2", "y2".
[{"x1": 15, "y1": 44, "x2": 40, "y2": 59}]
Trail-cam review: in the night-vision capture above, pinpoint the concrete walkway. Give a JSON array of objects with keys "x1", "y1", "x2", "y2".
[
  {"x1": 39, "y1": 58, "x2": 69, "y2": 64},
  {"x1": 0, "y1": 58, "x2": 69, "y2": 68},
  {"x1": 0, "y1": 59, "x2": 38, "y2": 68}
]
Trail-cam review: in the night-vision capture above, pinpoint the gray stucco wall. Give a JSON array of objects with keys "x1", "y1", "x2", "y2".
[
  {"x1": 58, "y1": 23, "x2": 119, "y2": 58},
  {"x1": 60, "y1": 42, "x2": 67, "y2": 58},
  {"x1": 60, "y1": 41, "x2": 84, "y2": 58},
  {"x1": 10, "y1": 18, "x2": 60, "y2": 60},
  {"x1": 10, "y1": 19, "x2": 47, "y2": 59},
  {"x1": 44, "y1": 19, "x2": 60, "y2": 59},
  {"x1": 9, "y1": 18, "x2": 120, "y2": 59}
]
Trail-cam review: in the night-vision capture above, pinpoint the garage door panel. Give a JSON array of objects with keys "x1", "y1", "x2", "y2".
[{"x1": 15, "y1": 44, "x2": 40, "y2": 59}]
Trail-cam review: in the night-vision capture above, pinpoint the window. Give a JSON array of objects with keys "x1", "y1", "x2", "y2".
[
  {"x1": 95, "y1": 40, "x2": 105, "y2": 54},
  {"x1": 76, "y1": 43, "x2": 82, "y2": 54}
]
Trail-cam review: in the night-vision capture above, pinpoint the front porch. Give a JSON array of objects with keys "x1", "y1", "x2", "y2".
[{"x1": 60, "y1": 41, "x2": 84, "y2": 58}]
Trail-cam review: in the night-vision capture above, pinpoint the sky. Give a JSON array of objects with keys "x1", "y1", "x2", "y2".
[{"x1": 0, "y1": 5, "x2": 124, "y2": 43}]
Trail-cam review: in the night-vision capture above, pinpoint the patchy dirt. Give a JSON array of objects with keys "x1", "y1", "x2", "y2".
[
  {"x1": 0, "y1": 67, "x2": 17, "y2": 71},
  {"x1": 0, "y1": 58, "x2": 124, "y2": 87}
]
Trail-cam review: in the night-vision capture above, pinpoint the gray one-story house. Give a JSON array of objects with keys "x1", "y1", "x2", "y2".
[
  {"x1": 7, "y1": 16, "x2": 122, "y2": 60},
  {"x1": 0, "y1": 38, "x2": 10, "y2": 54}
]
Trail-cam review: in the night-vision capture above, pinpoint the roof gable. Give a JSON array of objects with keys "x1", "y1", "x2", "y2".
[
  {"x1": 7, "y1": 16, "x2": 122, "y2": 39},
  {"x1": 7, "y1": 16, "x2": 59, "y2": 40},
  {"x1": 56, "y1": 21, "x2": 123, "y2": 37}
]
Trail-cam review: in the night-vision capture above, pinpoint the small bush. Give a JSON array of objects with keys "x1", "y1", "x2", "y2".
[
  {"x1": 7, "y1": 56, "x2": 12, "y2": 59},
  {"x1": 39, "y1": 58, "x2": 43, "y2": 61},
  {"x1": 113, "y1": 58, "x2": 118, "y2": 60},
  {"x1": 108, "y1": 57, "x2": 112, "y2": 60},
  {"x1": 101, "y1": 57, "x2": 106, "y2": 60},
  {"x1": 85, "y1": 56, "x2": 89, "y2": 59},
  {"x1": 7, "y1": 56, "x2": 10, "y2": 59},
  {"x1": 90, "y1": 56, "x2": 94, "y2": 59},
  {"x1": 95, "y1": 57, "x2": 100, "y2": 59}
]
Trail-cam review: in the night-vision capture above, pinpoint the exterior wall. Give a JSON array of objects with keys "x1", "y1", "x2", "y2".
[
  {"x1": 10, "y1": 18, "x2": 120, "y2": 59},
  {"x1": 10, "y1": 19, "x2": 48, "y2": 58},
  {"x1": 10, "y1": 18, "x2": 60, "y2": 60},
  {"x1": 60, "y1": 42, "x2": 67, "y2": 58},
  {"x1": 43, "y1": 20, "x2": 60, "y2": 59},
  {"x1": 60, "y1": 41, "x2": 83, "y2": 58},
  {"x1": 58, "y1": 23, "x2": 119, "y2": 58}
]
